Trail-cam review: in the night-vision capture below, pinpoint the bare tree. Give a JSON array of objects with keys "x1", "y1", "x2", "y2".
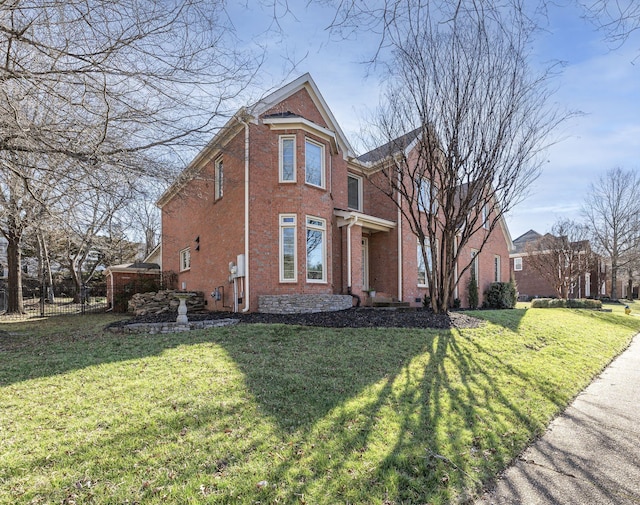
[
  {"x1": 579, "y1": 0, "x2": 640, "y2": 49},
  {"x1": 524, "y1": 219, "x2": 594, "y2": 299},
  {"x1": 583, "y1": 167, "x2": 640, "y2": 300},
  {"x1": 356, "y1": 0, "x2": 564, "y2": 312},
  {"x1": 0, "y1": 0, "x2": 261, "y2": 313}
]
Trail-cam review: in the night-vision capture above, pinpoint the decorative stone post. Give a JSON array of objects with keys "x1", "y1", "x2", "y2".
[{"x1": 175, "y1": 292, "x2": 194, "y2": 324}]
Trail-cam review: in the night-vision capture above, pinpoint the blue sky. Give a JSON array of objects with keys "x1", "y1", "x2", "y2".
[{"x1": 227, "y1": 1, "x2": 640, "y2": 240}]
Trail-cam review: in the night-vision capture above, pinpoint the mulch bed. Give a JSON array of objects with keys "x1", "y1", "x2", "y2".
[{"x1": 109, "y1": 307, "x2": 484, "y2": 330}]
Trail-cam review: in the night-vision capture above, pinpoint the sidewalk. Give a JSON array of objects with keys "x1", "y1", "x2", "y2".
[{"x1": 475, "y1": 333, "x2": 640, "y2": 505}]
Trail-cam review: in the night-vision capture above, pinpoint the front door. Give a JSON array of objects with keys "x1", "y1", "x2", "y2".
[{"x1": 362, "y1": 237, "x2": 369, "y2": 290}]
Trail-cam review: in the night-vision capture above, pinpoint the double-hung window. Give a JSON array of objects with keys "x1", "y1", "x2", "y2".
[
  {"x1": 306, "y1": 216, "x2": 326, "y2": 282},
  {"x1": 417, "y1": 178, "x2": 436, "y2": 213},
  {"x1": 471, "y1": 250, "x2": 479, "y2": 281},
  {"x1": 417, "y1": 240, "x2": 433, "y2": 287},
  {"x1": 347, "y1": 173, "x2": 363, "y2": 211},
  {"x1": 279, "y1": 135, "x2": 296, "y2": 182},
  {"x1": 514, "y1": 257, "x2": 523, "y2": 271},
  {"x1": 279, "y1": 215, "x2": 297, "y2": 282},
  {"x1": 305, "y1": 139, "x2": 324, "y2": 188},
  {"x1": 180, "y1": 247, "x2": 191, "y2": 272},
  {"x1": 214, "y1": 157, "x2": 223, "y2": 200}
]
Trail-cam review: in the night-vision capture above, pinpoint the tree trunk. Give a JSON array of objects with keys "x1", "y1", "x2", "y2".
[
  {"x1": 6, "y1": 231, "x2": 24, "y2": 314},
  {"x1": 69, "y1": 259, "x2": 83, "y2": 304},
  {"x1": 611, "y1": 260, "x2": 618, "y2": 300}
]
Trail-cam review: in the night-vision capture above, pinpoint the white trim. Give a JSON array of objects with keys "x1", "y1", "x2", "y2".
[
  {"x1": 304, "y1": 138, "x2": 325, "y2": 189},
  {"x1": 306, "y1": 215, "x2": 327, "y2": 283},
  {"x1": 471, "y1": 249, "x2": 479, "y2": 281},
  {"x1": 279, "y1": 135, "x2": 297, "y2": 183},
  {"x1": 179, "y1": 247, "x2": 191, "y2": 272},
  {"x1": 266, "y1": 117, "x2": 338, "y2": 154},
  {"x1": 514, "y1": 257, "x2": 523, "y2": 271},
  {"x1": 334, "y1": 210, "x2": 396, "y2": 233},
  {"x1": 157, "y1": 111, "x2": 245, "y2": 207},
  {"x1": 362, "y1": 237, "x2": 370, "y2": 290},
  {"x1": 347, "y1": 173, "x2": 363, "y2": 211},
  {"x1": 585, "y1": 272, "x2": 591, "y2": 297},
  {"x1": 249, "y1": 73, "x2": 354, "y2": 157},
  {"x1": 214, "y1": 156, "x2": 223, "y2": 200},
  {"x1": 279, "y1": 214, "x2": 297, "y2": 283},
  {"x1": 242, "y1": 118, "x2": 251, "y2": 312}
]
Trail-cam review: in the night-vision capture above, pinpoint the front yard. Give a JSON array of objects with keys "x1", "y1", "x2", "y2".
[{"x1": 2, "y1": 308, "x2": 639, "y2": 504}]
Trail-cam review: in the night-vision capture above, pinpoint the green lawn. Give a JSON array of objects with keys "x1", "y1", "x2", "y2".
[{"x1": 2, "y1": 309, "x2": 639, "y2": 504}]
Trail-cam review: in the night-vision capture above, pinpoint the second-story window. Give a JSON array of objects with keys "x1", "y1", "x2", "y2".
[
  {"x1": 514, "y1": 257, "x2": 523, "y2": 271},
  {"x1": 417, "y1": 178, "x2": 437, "y2": 213},
  {"x1": 280, "y1": 135, "x2": 296, "y2": 182},
  {"x1": 305, "y1": 139, "x2": 324, "y2": 188},
  {"x1": 347, "y1": 174, "x2": 362, "y2": 211},
  {"x1": 214, "y1": 157, "x2": 223, "y2": 200}
]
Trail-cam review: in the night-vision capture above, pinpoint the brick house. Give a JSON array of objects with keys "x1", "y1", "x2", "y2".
[
  {"x1": 510, "y1": 229, "x2": 603, "y2": 300},
  {"x1": 158, "y1": 74, "x2": 513, "y2": 313}
]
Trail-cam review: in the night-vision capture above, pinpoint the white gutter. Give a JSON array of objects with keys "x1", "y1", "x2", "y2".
[
  {"x1": 346, "y1": 215, "x2": 359, "y2": 291},
  {"x1": 241, "y1": 117, "x2": 251, "y2": 312}
]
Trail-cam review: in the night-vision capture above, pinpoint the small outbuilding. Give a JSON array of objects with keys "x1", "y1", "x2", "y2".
[{"x1": 105, "y1": 262, "x2": 161, "y2": 312}]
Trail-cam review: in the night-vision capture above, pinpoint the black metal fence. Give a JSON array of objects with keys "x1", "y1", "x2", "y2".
[{"x1": 0, "y1": 271, "x2": 177, "y2": 319}]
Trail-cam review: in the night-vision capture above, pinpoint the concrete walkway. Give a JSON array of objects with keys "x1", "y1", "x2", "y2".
[{"x1": 476, "y1": 333, "x2": 640, "y2": 505}]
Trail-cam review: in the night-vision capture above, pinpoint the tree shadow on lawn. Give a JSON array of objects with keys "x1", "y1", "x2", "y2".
[
  {"x1": 214, "y1": 326, "x2": 547, "y2": 503},
  {"x1": 1, "y1": 322, "x2": 557, "y2": 503}
]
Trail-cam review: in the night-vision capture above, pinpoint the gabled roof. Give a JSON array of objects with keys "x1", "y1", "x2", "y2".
[
  {"x1": 249, "y1": 73, "x2": 355, "y2": 157},
  {"x1": 157, "y1": 74, "x2": 355, "y2": 207},
  {"x1": 356, "y1": 128, "x2": 421, "y2": 165},
  {"x1": 512, "y1": 229, "x2": 542, "y2": 253}
]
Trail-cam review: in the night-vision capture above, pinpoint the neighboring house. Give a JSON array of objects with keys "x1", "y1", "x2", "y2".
[
  {"x1": 510, "y1": 229, "x2": 602, "y2": 300},
  {"x1": 158, "y1": 73, "x2": 513, "y2": 313}
]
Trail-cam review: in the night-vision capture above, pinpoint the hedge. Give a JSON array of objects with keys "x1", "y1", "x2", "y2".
[{"x1": 530, "y1": 298, "x2": 603, "y2": 309}]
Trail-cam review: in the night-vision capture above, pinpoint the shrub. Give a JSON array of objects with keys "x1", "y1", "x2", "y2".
[
  {"x1": 422, "y1": 294, "x2": 431, "y2": 310},
  {"x1": 484, "y1": 281, "x2": 517, "y2": 309},
  {"x1": 468, "y1": 277, "x2": 478, "y2": 309},
  {"x1": 452, "y1": 298, "x2": 461, "y2": 309},
  {"x1": 530, "y1": 298, "x2": 602, "y2": 309}
]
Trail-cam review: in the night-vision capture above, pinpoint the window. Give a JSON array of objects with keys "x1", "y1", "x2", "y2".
[
  {"x1": 494, "y1": 255, "x2": 501, "y2": 282},
  {"x1": 347, "y1": 174, "x2": 362, "y2": 211},
  {"x1": 417, "y1": 240, "x2": 433, "y2": 287},
  {"x1": 180, "y1": 247, "x2": 191, "y2": 272},
  {"x1": 279, "y1": 136, "x2": 296, "y2": 182},
  {"x1": 585, "y1": 273, "x2": 591, "y2": 297},
  {"x1": 482, "y1": 204, "x2": 489, "y2": 229},
  {"x1": 214, "y1": 157, "x2": 223, "y2": 200},
  {"x1": 514, "y1": 257, "x2": 523, "y2": 271},
  {"x1": 305, "y1": 139, "x2": 324, "y2": 188},
  {"x1": 279, "y1": 214, "x2": 297, "y2": 282},
  {"x1": 417, "y1": 178, "x2": 436, "y2": 213},
  {"x1": 306, "y1": 216, "x2": 326, "y2": 282},
  {"x1": 471, "y1": 250, "x2": 479, "y2": 281}
]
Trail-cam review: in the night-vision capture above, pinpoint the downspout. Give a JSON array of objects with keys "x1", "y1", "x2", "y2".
[
  {"x1": 397, "y1": 171, "x2": 403, "y2": 301},
  {"x1": 240, "y1": 117, "x2": 251, "y2": 312}
]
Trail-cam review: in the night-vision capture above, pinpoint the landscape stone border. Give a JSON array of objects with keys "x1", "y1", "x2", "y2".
[{"x1": 108, "y1": 318, "x2": 239, "y2": 334}]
